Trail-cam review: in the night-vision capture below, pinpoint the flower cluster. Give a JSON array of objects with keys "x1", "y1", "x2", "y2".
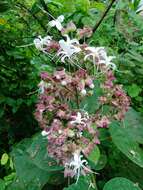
[
  {"x1": 35, "y1": 68, "x2": 100, "y2": 178},
  {"x1": 34, "y1": 15, "x2": 116, "y2": 70},
  {"x1": 99, "y1": 70, "x2": 130, "y2": 121},
  {"x1": 34, "y1": 15, "x2": 130, "y2": 181}
]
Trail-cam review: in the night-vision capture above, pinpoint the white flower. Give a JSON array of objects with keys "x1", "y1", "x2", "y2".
[
  {"x1": 84, "y1": 47, "x2": 105, "y2": 64},
  {"x1": 34, "y1": 35, "x2": 52, "y2": 51},
  {"x1": 99, "y1": 55, "x2": 116, "y2": 70},
  {"x1": 57, "y1": 35, "x2": 81, "y2": 62},
  {"x1": 89, "y1": 83, "x2": 94, "y2": 89},
  {"x1": 65, "y1": 151, "x2": 89, "y2": 183},
  {"x1": 48, "y1": 15, "x2": 64, "y2": 31},
  {"x1": 70, "y1": 112, "x2": 88, "y2": 126},
  {"x1": 58, "y1": 130, "x2": 62, "y2": 134},
  {"x1": 84, "y1": 46, "x2": 116, "y2": 70},
  {"x1": 41, "y1": 130, "x2": 49, "y2": 136},
  {"x1": 136, "y1": 0, "x2": 143, "y2": 13},
  {"x1": 61, "y1": 80, "x2": 67, "y2": 86}
]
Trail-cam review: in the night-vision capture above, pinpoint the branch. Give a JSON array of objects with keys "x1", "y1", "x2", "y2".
[{"x1": 93, "y1": 0, "x2": 116, "y2": 33}]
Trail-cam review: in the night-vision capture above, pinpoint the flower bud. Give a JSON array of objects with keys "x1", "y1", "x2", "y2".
[
  {"x1": 41, "y1": 130, "x2": 49, "y2": 136},
  {"x1": 81, "y1": 89, "x2": 87, "y2": 96},
  {"x1": 61, "y1": 80, "x2": 67, "y2": 86},
  {"x1": 89, "y1": 83, "x2": 94, "y2": 89},
  {"x1": 58, "y1": 130, "x2": 62, "y2": 134},
  {"x1": 68, "y1": 129, "x2": 75, "y2": 138}
]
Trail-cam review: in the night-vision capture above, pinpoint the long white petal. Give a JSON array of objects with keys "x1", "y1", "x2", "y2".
[
  {"x1": 108, "y1": 56, "x2": 116, "y2": 61},
  {"x1": 61, "y1": 55, "x2": 67, "y2": 62},
  {"x1": 57, "y1": 51, "x2": 65, "y2": 56},
  {"x1": 70, "y1": 39, "x2": 79, "y2": 44},
  {"x1": 84, "y1": 54, "x2": 93, "y2": 61},
  {"x1": 56, "y1": 22, "x2": 63, "y2": 31},
  {"x1": 34, "y1": 39, "x2": 42, "y2": 50},
  {"x1": 57, "y1": 15, "x2": 64, "y2": 22},
  {"x1": 49, "y1": 20, "x2": 56, "y2": 27}
]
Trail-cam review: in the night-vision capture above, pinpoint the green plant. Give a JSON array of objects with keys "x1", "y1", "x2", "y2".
[{"x1": 1, "y1": 0, "x2": 143, "y2": 189}]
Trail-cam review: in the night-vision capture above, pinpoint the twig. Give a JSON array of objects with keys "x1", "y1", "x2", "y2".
[{"x1": 93, "y1": 0, "x2": 116, "y2": 33}]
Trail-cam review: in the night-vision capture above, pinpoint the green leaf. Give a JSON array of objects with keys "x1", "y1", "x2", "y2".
[
  {"x1": 80, "y1": 81, "x2": 102, "y2": 114},
  {"x1": 31, "y1": 2, "x2": 41, "y2": 14},
  {"x1": 127, "y1": 84, "x2": 141, "y2": 98},
  {"x1": 63, "y1": 176, "x2": 96, "y2": 190},
  {"x1": 11, "y1": 133, "x2": 64, "y2": 189},
  {"x1": 9, "y1": 158, "x2": 14, "y2": 170},
  {"x1": 12, "y1": 133, "x2": 63, "y2": 172},
  {"x1": 109, "y1": 108, "x2": 143, "y2": 168},
  {"x1": 90, "y1": 2, "x2": 106, "y2": 11},
  {"x1": 1, "y1": 153, "x2": 9, "y2": 166},
  {"x1": 3, "y1": 173, "x2": 16, "y2": 182},
  {"x1": 0, "y1": 179, "x2": 5, "y2": 190},
  {"x1": 94, "y1": 153, "x2": 107, "y2": 171},
  {"x1": 103, "y1": 177, "x2": 141, "y2": 190},
  {"x1": 87, "y1": 146, "x2": 100, "y2": 166},
  {"x1": 6, "y1": 179, "x2": 35, "y2": 190},
  {"x1": 75, "y1": 0, "x2": 90, "y2": 12},
  {"x1": 53, "y1": 0, "x2": 75, "y2": 13},
  {"x1": 81, "y1": 17, "x2": 95, "y2": 27}
]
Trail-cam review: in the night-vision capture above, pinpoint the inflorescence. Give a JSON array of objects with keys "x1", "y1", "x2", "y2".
[{"x1": 34, "y1": 15, "x2": 130, "y2": 181}]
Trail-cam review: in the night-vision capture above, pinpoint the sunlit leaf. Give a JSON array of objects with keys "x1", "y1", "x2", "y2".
[
  {"x1": 1, "y1": 153, "x2": 9, "y2": 166},
  {"x1": 109, "y1": 108, "x2": 143, "y2": 168},
  {"x1": 103, "y1": 177, "x2": 141, "y2": 190}
]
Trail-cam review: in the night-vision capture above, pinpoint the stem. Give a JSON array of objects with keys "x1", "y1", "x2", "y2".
[
  {"x1": 75, "y1": 87, "x2": 80, "y2": 109},
  {"x1": 40, "y1": 0, "x2": 48, "y2": 11},
  {"x1": 93, "y1": 0, "x2": 116, "y2": 33},
  {"x1": 91, "y1": 174, "x2": 98, "y2": 190},
  {"x1": 68, "y1": 176, "x2": 71, "y2": 186}
]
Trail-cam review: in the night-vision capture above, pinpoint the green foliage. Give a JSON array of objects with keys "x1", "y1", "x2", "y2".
[
  {"x1": 87, "y1": 146, "x2": 100, "y2": 166},
  {"x1": 0, "y1": 0, "x2": 51, "y2": 162},
  {"x1": 94, "y1": 153, "x2": 107, "y2": 171},
  {"x1": 80, "y1": 81, "x2": 102, "y2": 114},
  {"x1": 1, "y1": 154, "x2": 9, "y2": 166},
  {"x1": 97, "y1": 144, "x2": 143, "y2": 189},
  {"x1": 48, "y1": 0, "x2": 90, "y2": 14},
  {"x1": 63, "y1": 176, "x2": 97, "y2": 190},
  {"x1": 1, "y1": 0, "x2": 143, "y2": 189},
  {"x1": 103, "y1": 177, "x2": 141, "y2": 190},
  {"x1": 110, "y1": 108, "x2": 143, "y2": 168},
  {"x1": 10, "y1": 133, "x2": 64, "y2": 189},
  {"x1": 0, "y1": 179, "x2": 6, "y2": 190},
  {"x1": 127, "y1": 84, "x2": 142, "y2": 98},
  {"x1": 0, "y1": 0, "x2": 9, "y2": 12}
]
